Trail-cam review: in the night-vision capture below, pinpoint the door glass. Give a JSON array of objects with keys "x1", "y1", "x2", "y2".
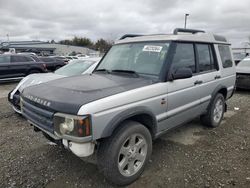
[
  {"x1": 218, "y1": 45, "x2": 233, "y2": 68},
  {"x1": 197, "y1": 44, "x2": 212, "y2": 72},
  {"x1": 171, "y1": 43, "x2": 196, "y2": 73},
  {"x1": 0, "y1": 56, "x2": 10, "y2": 63},
  {"x1": 11, "y1": 56, "x2": 23, "y2": 62}
]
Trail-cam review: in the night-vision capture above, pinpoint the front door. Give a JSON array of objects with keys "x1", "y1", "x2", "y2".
[{"x1": 158, "y1": 42, "x2": 202, "y2": 132}]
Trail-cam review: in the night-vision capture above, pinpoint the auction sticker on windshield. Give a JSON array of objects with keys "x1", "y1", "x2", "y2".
[{"x1": 143, "y1": 45, "x2": 162, "y2": 53}]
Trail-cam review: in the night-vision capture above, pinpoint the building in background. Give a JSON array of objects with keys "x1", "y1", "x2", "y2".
[{"x1": 0, "y1": 41, "x2": 98, "y2": 56}]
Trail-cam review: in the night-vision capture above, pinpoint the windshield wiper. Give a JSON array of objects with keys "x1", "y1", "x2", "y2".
[
  {"x1": 95, "y1": 69, "x2": 111, "y2": 74},
  {"x1": 111, "y1": 69, "x2": 140, "y2": 77}
]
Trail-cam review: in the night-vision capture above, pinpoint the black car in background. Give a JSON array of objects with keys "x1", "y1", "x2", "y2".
[
  {"x1": 39, "y1": 57, "x2": 66, "y2": 71},
  {"x1": 0, "y1": 54, "x2": 47, "y2": 81}
]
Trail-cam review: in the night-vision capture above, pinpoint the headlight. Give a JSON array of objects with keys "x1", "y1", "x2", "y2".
[{"x1": 53, "y1": 113, "x2": 91, "y2": 137}]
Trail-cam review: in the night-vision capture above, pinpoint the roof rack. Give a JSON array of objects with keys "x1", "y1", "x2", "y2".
[
  {"x1": 119, "y1": 34, "x2": 144, "y2": 40},
  {"x1": 173, "y1": 28, "x2": 205, "y2": 35}
]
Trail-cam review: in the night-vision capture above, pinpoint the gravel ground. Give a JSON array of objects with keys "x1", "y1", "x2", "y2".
[{"x1": 0, "y1": 82, "x2": 250, "y2": 188}]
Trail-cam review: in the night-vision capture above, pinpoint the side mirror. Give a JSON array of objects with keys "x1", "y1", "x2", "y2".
[{"x1": 171, "y1": 67, "x2": 193, "y2": 80}]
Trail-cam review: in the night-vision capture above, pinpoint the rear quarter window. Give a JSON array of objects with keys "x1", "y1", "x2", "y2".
[{"x1": 218, "y1": 45, "x2": 233, "y2": 68}]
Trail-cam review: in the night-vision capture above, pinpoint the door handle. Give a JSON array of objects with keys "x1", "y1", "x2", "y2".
[
  {"x1": 214, "y1": 75, "x2": 221, "y2": 79},
  {"x1": 194, "y1": 80, "x2": 203, "y2": 85}
]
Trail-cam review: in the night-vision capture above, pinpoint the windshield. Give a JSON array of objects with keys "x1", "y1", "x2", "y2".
[
  {"x1": 238, "y1": 59, "x2": 250, "y2": 67},
  {"x1": 55, "y1": 60, "x2": 95, "y2": 76},
  {"x1": 96, "y1": 42, "x2": 170, "y2": 77}
]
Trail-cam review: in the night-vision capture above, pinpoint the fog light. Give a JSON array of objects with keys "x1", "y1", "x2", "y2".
[{"x1": 59, "y1": 118, "x2": 74, "y2": 134}]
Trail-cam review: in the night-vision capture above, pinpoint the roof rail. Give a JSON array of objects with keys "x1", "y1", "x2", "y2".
[
  {"x1": 119, "y1": 34, "x2": 143, "y2": 40},
  {"x1": 173, "y1": 28, "x2": 205, "y2": 35}
]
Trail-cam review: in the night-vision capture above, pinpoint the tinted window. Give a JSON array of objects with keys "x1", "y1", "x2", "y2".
[
  {"x1": 11, "y1": 55, "x2": 34, "y2": 62},
  {"x1": 24, "y1": 56, "x2": 34, "y2": 62},
  {"x1": 218, "y1": 45, "x2": 233, "y2": 68},
  {"x1": 40, "y1": 57, "x2": 54, "y2": 62},
  {"x1": 197, "y1": 44, "x2": 217, "y2": 72},
  {"x1": 0, "y1": 56, "x2": 10, "y2": 63},
  {"x1": 171, "y1": 43, "x2": 196, "y2": 73}
]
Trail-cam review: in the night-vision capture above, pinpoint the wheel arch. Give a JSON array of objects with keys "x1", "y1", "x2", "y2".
[
  {"x1": 212, "y1": 85, "x2": 227, "y2": 99},
  {"x1": 101, "y1": 106, "x2": 157, "y2": 139},
  {"x1": 208, "y1": 85, "x2": 228, "y2": 112}
]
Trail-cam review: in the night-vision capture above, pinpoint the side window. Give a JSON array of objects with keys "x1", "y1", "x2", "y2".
[
  {"x1": 23, "y1": 56, "x2": 34, "y2": 62},
  {"x1": 196, "y1": 44, "x2": 217, "y2": 72},
  {"x1": 0, "y1": 56, "x2": 10, "y2": 63},
  {"x1": 218, "y1": 45, "x2": 233, "y2": 68},
  {"x1": 11, "y1": 56, "x2": 22, "y2": 63},
  {"x1": 171, "y1": 43, "x2": 196, "y2": 73},
  {"x1": 11, "y1": 56, "x2": 33, "y2": 62}
]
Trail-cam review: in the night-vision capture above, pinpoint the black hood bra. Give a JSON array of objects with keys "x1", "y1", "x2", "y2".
[{"x1": 22, "y1": 73, "x2": 156, "y2": 114}]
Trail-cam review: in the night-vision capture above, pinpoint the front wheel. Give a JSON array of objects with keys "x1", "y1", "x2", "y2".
[
  {"x1": 97, "y1": 121, "x2": 152, "y2": 186},
  {"x1": 201, "y1": 93, "x2": 225, "y2": 127}
]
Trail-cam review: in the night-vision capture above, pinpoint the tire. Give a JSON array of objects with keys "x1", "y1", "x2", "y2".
[
  {"x1": 97, "y1": 120, "x2": 152, "y2": 186},
  {"x1": 201, "y1": 93, "x2": 225, "y2": 127},
  {"x1": 28, "y1": 69, "x2": 41, "y2": 74}
]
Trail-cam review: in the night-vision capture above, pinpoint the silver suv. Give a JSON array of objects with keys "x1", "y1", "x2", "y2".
[{"x1": 21, "y1": 28, "x2": 236, "y2": 185}]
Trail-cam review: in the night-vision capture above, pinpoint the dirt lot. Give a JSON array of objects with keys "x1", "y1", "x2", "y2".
[{"x1": 0, "y1": 82, "x2": 250, "y2": 188}]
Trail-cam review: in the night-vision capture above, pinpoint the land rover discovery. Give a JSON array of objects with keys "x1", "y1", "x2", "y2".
[{"x1": 21, "y1": 28, "x2": 236, "y2": 185}]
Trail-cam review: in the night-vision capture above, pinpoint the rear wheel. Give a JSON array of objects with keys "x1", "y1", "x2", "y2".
[
  {"x1": 97, "y1": 121, "x2": 152, "y2": 186},
  {"x1": 201, "y1": 93, "x2": 225, "y2": 127}
]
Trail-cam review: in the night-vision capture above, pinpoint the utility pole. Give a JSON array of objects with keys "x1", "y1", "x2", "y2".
[
  {"x1": 184, "y1": 13, "x2": 189, "y2": 29},
  {"x1": 6, "y1": 34, "x2": 10, "y2": 42}
]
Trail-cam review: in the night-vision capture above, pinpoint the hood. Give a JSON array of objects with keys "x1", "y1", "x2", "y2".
[
  {"x1": 22, "y1": 73, "x2": 155, "y2": 114},
  {"x1": 236, "y1": 66, "x2": 250, "y2": 74},
  {"x1": 19, "y1": 73, "x2": 66, "y2": 92},
  {"x1": 10, "y1": 73, "x2": 65, "y2": 99}
]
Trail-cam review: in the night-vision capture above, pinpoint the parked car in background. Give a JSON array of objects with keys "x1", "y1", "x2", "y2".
[
  {"x1": 236, "y1": 57, "x2": 250, "y2": 89},
  {"x1": 8, "y1": 58, "x2": 100, "y2": 113},
  {"x1": 65, "y1": 56, "x2": 77, "y2": 61},
  {"x1": 50, "y1": 56, "x2": 69, "y2": 64},
  {"x1": 233, "y1": 53, "x2": 246, "y2": 65},
  {"x1": 76, "y1": 54, "x2": 90, "y2": 59},
  {"x1": 20, "y1": 28, "x2": 235, "y2": 185},
  {"x1": 39, "y1": 57, "x2": 66, "y2": 71},
  {"x1": 0, "y1": 54, "x2": 47, "y2": 81}
]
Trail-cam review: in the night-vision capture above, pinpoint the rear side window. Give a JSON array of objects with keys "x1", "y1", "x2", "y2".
[
  {"x1": 218, "y1": 45, "x2": 233, "y2": 68},
  {"x1": 0, "y1": 56, "x2": 10, "y2": 63},
  {"x1": 196, "y1": 44, "x2": 217, "y2": 72},
  {"x1": 171, "y1": 43, "x2": 196, "y2": 73},
  {"x1": 11, "y1": 56, "x2": 34, "y2": 62}
]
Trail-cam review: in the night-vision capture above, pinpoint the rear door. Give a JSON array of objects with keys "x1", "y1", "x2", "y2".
[
  {"x1": 0, "y1": 55, "x2": 11, "y2": 79},
  {"x1": 158, "y1": 42, "x2": 202, "y2": 131},
  {"x1": 195, "y1": 43, "x2": 221, "y2": 112},
  {"x1": 10, "y1": 55, "x2": 35, "y2": 77}
]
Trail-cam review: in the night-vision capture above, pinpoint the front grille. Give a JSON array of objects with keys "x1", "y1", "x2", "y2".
[{"x1": 21, "y1": 98, "x2": 54, "y2": 133}]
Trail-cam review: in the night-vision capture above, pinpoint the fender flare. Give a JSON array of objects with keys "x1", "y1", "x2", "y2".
[{"x1": 101, "y1": 106, "x2": 157, "y2": 138}]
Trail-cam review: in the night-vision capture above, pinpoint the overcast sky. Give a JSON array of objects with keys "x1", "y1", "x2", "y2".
[{"x1": 0, "y1": 0, "x2": 249, "y2": 47}]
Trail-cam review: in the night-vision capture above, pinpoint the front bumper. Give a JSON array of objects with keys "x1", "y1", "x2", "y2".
[
  {"x1": 236, "y1": 73, "x2": 250, "y2": 89},
  {"x1": 8, "y1": 90, "x2": 22, "y2": 114},
  {"x1": 21, "y1": 97, "x2": 95, "y2": 157}
]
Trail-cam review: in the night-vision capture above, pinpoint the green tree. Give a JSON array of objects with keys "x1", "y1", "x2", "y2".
[{"x1": 94, "y1": 38, "x2": 113, "y2": 53}]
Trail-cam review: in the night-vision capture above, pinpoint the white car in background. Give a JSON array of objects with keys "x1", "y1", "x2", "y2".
[
  {"x1": 236, "y1": 57, "x2": 250, "y2": 89},
  {"x1": 8, "y1": 58, "x2": 101, "y2": 113},
  {"x1": 76, "y1": 54, "x2": 90, "y2": 59}
]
